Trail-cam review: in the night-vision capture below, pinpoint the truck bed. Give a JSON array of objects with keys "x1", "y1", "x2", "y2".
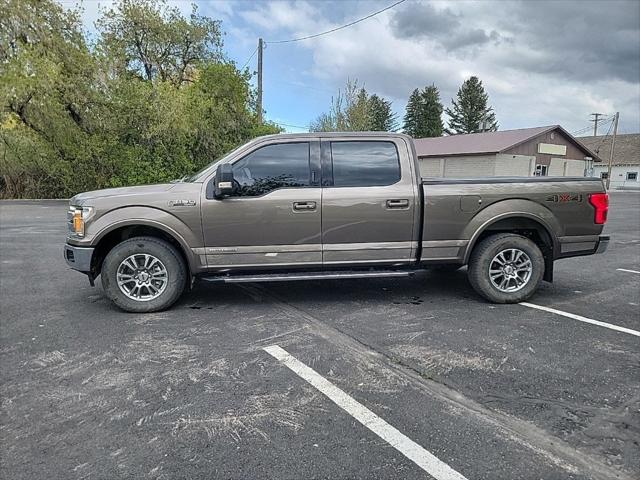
[{"x1": 419, "y1": 176, "x2": 607, "y2": 265}]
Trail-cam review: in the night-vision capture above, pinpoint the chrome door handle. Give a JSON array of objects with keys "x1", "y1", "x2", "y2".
[
  {"x1": 386, "y1": 199, "x2": 409, "y2": 209},
  {"x1": 293, "y1": 201, "x2": 317, "y2": 211}
]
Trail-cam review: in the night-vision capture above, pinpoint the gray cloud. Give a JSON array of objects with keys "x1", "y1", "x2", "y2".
[
  {"x1": 390, "y1": 2, "x2": 502, "y2": 51},
  {"x1": 497, "y1": 0, "x2": 640, "y2": 84},
  {"x1": 391, "y1": 0, "x2": 640, "y2": 84},
  {"x1": 390, "y1": 3, "x2": 460, "y2": 38}
]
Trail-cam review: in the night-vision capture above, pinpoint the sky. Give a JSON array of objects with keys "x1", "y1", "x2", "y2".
[{"x1": 63, "y1": 0, "x2": 640, "y2": 136}]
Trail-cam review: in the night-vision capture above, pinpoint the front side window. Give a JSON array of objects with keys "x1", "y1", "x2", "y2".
[
  {"x1": 600, "y1": 172, "x2": 609, "y2": 179},
  {"x1": 232, "y1": 142, "x2": 310, "y2": 196},
  {"x1": 330, "y1": 141, "x2": 401, "y2": 187},
  {"x1": 627, "y1": 172, "x2": 638, "y2": 181}
]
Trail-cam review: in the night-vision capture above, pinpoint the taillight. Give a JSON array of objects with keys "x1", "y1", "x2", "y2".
[{"x1": 588, "y1": 193, "x2": 609, "y2": 224}]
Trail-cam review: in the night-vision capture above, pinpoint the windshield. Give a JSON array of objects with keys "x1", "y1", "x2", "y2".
[{"x1": 186, "y1": 144, "x2": 246, "y2": 182}]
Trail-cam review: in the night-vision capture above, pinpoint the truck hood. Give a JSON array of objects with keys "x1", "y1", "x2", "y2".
[{"x1": 70, "y1": 184, "x2": 176, "y2": 206}]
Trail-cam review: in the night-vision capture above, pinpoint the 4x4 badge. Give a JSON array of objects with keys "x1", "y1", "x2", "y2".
[{"x1": 545, "y1": 194, "x2": 583, "y2": 203}]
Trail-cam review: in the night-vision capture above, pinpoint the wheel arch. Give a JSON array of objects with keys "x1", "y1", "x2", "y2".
[
  {"x1": 463, "y1": 211, "x2": 559, "y2": 282},
  {"x1": 90, "y1": 221, "x2": 195, "y2": 276}
]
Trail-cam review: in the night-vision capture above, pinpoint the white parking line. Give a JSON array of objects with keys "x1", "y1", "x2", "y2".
[
  {"x1": 263, "y1": 344, "x2": 468, "y2": 480},
  {"x1": 617, "y1": 268, "x2": 640, "y2": 275},
  {"x1": 520, "y1": 303, "x2": 640, "y2": 337}
]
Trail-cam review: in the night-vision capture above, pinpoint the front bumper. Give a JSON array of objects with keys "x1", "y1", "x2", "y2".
[{"x1": 64, "y1": 244, "x2": 94, "y2": 272}]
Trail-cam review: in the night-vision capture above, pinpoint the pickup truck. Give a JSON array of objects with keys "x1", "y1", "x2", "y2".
[{"x1": 64, "y1": 132, "x2": 609, "y2": 313}]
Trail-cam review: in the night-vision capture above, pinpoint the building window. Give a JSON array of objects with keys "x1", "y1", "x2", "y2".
[
  {"x1": 600, "y1": 172, "x2": 609, "y2": 179},
  {"x1": 534, "y1": 164, "x2": 548, "y2": 176},
  {"x1": 627, "y1": 172, "x2": 638, "y2": 181}
]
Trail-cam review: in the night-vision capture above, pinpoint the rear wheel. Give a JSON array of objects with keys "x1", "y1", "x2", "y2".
[
  {"x1": 468, "y1": 233, "x2": 544, "y2": 303},
  {"x1": 101, "y1": 236, "x2": 187, "y2": 313}
]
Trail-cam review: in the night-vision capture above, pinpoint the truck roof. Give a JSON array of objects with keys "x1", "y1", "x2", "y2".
[{"x1": 256, "y1": 131, "x2": 413, "y2": 141}]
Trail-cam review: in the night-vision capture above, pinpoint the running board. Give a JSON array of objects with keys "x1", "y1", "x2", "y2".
[{"x1": 201, "y1": 270, "x2": 415, "y2": 284}]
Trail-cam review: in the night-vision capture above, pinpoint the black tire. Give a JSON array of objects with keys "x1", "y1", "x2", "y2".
[
  {"x1": 467, "y1": 233, "x2": 544, "y2": 304},
  {"x1": 101, "y1": 236, "x2": 187, "y2": 313}
]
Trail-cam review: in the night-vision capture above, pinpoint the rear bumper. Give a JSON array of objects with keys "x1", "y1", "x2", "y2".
[
  {"x1": 64, "y1": 244, "x2": 94, "y2": 272},
  {"x1": 595, "y1": 235, "x2": 609, "y2": 254},
  {"x1": 557, "y1": 235, "x2": 609, "y2": 259}
]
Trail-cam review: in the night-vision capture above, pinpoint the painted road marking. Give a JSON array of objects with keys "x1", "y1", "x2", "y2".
[
  {"x1": 617, "y1": 268, "x2": 640, "y2": 275},
  {"x1": 263, "y1": 344, "x2": 468, "y2": 480},
  {"x1": 520, "y1": 303, "x2": 640, "y2": 337}
]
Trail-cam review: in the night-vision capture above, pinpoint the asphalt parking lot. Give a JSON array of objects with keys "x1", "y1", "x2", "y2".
[{"x1": 1, "y1": 192, "x2": 638, "y2": 480}]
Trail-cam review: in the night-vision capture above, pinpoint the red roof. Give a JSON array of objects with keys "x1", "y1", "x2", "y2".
[{"x1": 414, "y1": 125, "x2": 595, "y2": 158}]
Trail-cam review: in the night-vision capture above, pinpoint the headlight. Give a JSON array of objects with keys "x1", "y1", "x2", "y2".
[{"x1": 67, "y1": 206, "x2": 94, "y2": 237}]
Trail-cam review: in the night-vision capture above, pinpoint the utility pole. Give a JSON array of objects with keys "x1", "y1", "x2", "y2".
[
  {"x1": 257, "y1": 38, "x2": 263, "y2": 124},
  {"x1": 606, "y1": 112, "x2": 619, "y2": 190},
  {"x1": 590, "y1": 112, "x2": 604, "y2": 136}
]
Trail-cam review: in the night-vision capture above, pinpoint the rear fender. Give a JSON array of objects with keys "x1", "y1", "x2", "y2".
[{"x1": 462, "y1": 199, "x2": 562, "y2": 264}]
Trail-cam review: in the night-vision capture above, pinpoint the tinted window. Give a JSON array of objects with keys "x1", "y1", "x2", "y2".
[
  {"x1": 331, "y1": 141, "x2": 400, "y2": 187},
  {"x1": 232, "y1": 142, "x2": 310, "y2": 196}
]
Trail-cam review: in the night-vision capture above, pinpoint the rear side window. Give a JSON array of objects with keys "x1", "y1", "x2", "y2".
[
  {"x1": 232, "y1": 142, "x2": 310, "y2": 196},
  {"x1": 330, "y1": 141, "x2": 401, "y2": 187}
]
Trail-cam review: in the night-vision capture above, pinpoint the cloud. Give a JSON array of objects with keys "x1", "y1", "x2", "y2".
[
  {"x1": 390, "y1": 2, "x2": 501, "y2": 51},
  {"x1": 263, "y1": 0, "x2": 639, "y2": 132},
  {"x1": 238, "y1": 0, "x2": 322, "y2": 34}
]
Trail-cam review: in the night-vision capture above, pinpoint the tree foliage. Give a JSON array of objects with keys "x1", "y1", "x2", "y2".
[
  {"x1": 0, "y1": 0, "x2": 280, "y2": 198},
  {"x1": 310, "y1": 80, "x2": 397, "y2": 132},
  {"x1": 445, "y1": 76, "x2": 498, "y2": 135},
  {"x1": 402, "y1": 85, "x2": 443, "y2": 138},
  {"x1": 96, "y1": 0, "x2": 223, "y2": 86}
]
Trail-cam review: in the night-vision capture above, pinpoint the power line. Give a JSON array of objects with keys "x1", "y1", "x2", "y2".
[
  {"x1": 572, "y1": 116, "x2": 614, "y2": 137},
  {"x1": 274, "y1": 121, "x2": 309, "y2": 130},
  {"x1": 591, "y1": 117, "x2": 615, "y2": 155},
  {"x1": 240, "y1": 45, "x2": 259, "y2": 69},
  {"x1": 267, "y1": 0, "x2": 407, "y2": 44},
  {"x1": 571, "y1": 125, "x2": 594, "y2": 136}
]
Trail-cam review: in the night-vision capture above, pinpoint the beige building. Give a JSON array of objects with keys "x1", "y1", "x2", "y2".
[
  {"x1": 579, "y1": 133, "x2": 640, "y2": 190},
  {"x1": 414, "y1": 125, "x2": 600, "y2": 178}
]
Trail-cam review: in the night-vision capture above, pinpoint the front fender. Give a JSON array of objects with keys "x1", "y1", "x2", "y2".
[
  {"x1": 462, "y1": 198, "x2": 561, "y2": 262},
  {"x1": 83, "y1": 206, "x2": 203, "y2": 270}
]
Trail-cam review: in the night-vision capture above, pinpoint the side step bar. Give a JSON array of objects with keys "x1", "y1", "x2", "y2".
[{"x1": 201, "y1": 270, "x2": 415, "y2": 284}]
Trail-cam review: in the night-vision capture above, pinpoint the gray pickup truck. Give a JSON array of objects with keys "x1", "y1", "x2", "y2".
[{"x1": 64, "y1": 132, "x2": 609, "y2": 312}]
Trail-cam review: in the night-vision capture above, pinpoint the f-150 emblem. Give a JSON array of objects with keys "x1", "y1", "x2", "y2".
[{"x1": 169, "y1": 199, "x2": 196, "y2": 207}]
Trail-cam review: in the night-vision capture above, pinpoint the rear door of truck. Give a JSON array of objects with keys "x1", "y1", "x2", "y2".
[{"x1": 320, "y1": 135, "x2": 421, "y2": 266}]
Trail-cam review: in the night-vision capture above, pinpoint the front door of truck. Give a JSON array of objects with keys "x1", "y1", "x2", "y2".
[
  {"x1": 201, "y1": 139, "x2": 322, "y2": 270},
  {"x1": 320, "y1": 137, "x2": 419, "y2": 266}
]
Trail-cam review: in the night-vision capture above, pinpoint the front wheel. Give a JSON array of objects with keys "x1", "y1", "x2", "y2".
[
  {"x1": 101, "y1": 236, "x2": 187, "y2": 313},
  {"x1": 467, "y1": 233, "x2": 544, "y2": 303}
]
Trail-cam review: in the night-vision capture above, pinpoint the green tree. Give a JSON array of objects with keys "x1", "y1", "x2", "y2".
[
  {"x1": 0, "y1": 0, "x2": 102, "y2": 198},
  {"x1": 419, "y1": 85, "x2": 444, "y2": 137},
  {"x1": 369, "y1": 94, "x2": 398, "y2": 131},
  {"x1": 402, "y1": 88, "x2": 421, "y2": 137},
  {"x1": 0, "y1": 0, "x2": 280, "y2": 199},
  {"x1": 96, "y1": 0, "x2": 223, "y2": 87},
  {"x1": 445, "y1": 76, "x2": 498, "y2": 135},
  {"x1": 311, "y1": 80, "x2": 397, "y2": 132},
  {"x1": 403, "y1": 85, "x2": 443, "y2": 138}
]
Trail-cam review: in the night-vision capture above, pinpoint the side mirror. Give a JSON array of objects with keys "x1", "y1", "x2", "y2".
[{"x1": 214, "y1": 164, "x2": 236, "y2": 198}]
